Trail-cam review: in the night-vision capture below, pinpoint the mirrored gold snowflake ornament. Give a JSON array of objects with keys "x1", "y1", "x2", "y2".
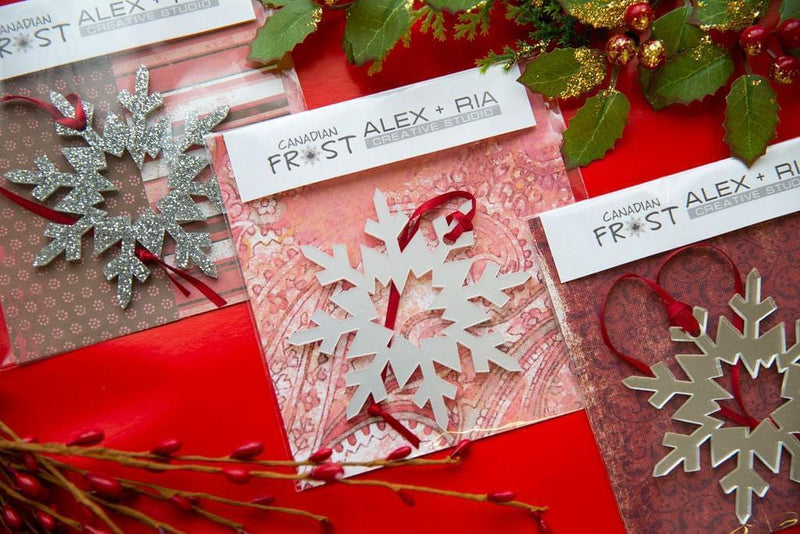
[
  {"x1": 623, "y1": 269, "x2": 800, "y2": 524},
  {"x1": 3, "y1": 65, "x2": 228, "y2": 308}
]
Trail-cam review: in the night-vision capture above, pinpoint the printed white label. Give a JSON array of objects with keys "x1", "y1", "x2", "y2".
[
  {"x1": 223, "y1": 65, "x2": 536, "y2": 202},
  {"x1": 540, "y1": 137, "x2": 800, "y2": 282},
  {"x1": 0, "y1": 0, "x2": 255, "y2": 80}
]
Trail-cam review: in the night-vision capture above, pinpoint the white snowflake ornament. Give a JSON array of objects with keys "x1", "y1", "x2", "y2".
[
  {"x1": 288, "y1": 190, "x2": 530, "y2": 429},
  {"x1": 3, "y1": 66, "x2": 228, "y2": 308},
  {"x1": 623, "y1": 269, "x2": 800, "y2": 525}
]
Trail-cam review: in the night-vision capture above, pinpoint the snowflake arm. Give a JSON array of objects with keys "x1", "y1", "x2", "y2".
[
  {"x1": 4, "y1": 155, "x2": 79, "y2": 202},
  {"x1": 32, "y1": 209, "x2": 106, "y2": 266},
  {"x1": 301, "y1": 245, "x2": 368, "y2": 288}
]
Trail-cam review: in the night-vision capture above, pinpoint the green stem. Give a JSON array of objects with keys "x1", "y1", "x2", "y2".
[
  {"x1": 336, "y1": 478, "x2": 547, "y2": 514},
  {"x1": 610, "y1": 64, "x2": 621, "y2": 89}
]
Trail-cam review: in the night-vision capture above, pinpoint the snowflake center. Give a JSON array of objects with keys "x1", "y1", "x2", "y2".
[
  {"x1": 371, "y1": 273, "x2": 449, "y2": 349},
  {"x1": 717, "y1": 360, "x2": 786, "y2": 425}
]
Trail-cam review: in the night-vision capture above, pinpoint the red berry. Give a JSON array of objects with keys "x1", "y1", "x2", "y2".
[
  {"x1": 221, "y1": 467, "x2": 251, "y2": 484},
  {"x1": 606, "y1": 34, "x2": 637, "y2": 66},
  {"x1": 309, "y1": 463, "x2": 344, "y2": 482},
  {"x1": 386, "y1": 446, "x2": 412, "y2": 461},
  {"x1": 229, "y1": 441, "x2": 264, "y2": 460},
  {"x1": 67, "y1": 430, "x2": 104, "y2": 447},
  {"x1": 84, "y1": 472, "x2": 125, "y2": 501},
  {"x1": 770, "y1": 54, "x2": 800, "y2": 84},
  {"x1": 1, "y1": 504, "x2": 23, "y2": 529},
  {"x1": 530, "y1": 511, "x2": 554, "y2": 534},
  {"x1": 22, "y1": 452, "x2": 39, "y2": 472},
  {"x1": 14, "y1": 471, "x2": 43, "y2": 499},
  {"x1": 449, "y1": 439, "x2": 471, "y2": 459},
  {"x1": 487, "y1": 490, "x2": 517, "y2": 503},
  {"x1": 151, "y1": 438, "x2": 182, "y2": 457},
  {"x1": 624, "y1": 2, "x2": 655, "y2": 32},
  {"x1": 638, "y1": 39, "x2": 667, "y2": 69},
  {"x1": 169, "y1": 495, "x2": 195, "y2": 512},
  {"x1": 35, "y1": 510, "x2": 56, "y2": 531},
  {"x1": 776, "y1": 18, "x2": 800, "y2": 49},
  {"x1": 739, "y1": 25, "x2": 770, "y2": 56},
  {"x1": 309, "y1": 447, "x2": 333, "y2": 464}
]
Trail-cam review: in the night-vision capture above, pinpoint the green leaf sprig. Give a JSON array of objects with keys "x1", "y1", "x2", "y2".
[{"x1": 247, "y1": 0, "x2": 798, "y2": 169}]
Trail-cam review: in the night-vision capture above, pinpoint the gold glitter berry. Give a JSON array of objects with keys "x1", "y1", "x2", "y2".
[
  {"x1": 565, "y1": 0, "x2": 642, "y2": 28},
  {"x1": 606, "y1": 35, "x2": 637, "y2": 65},
  {"x1": 638, "y1": 39, "x2": 666, "y2": 69},
  {"x1": 771, "y1": 61, "x2": 799, "y2": 84}
]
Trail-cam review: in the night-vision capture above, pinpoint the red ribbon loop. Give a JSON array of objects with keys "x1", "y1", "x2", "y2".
[
  {"x1": 2, "y1": 93, "x2": 87, "y2": 131},
  {"x1": 399, "y1": 191, "x2": 476, "y2": 250},
  {"x1": 601, "y1": 251, "x2": 760, "y2": 429},
  {"x1": 655, "y1": 244, "x2": 758, "y2": 428},
  {"x1": 369, "y1": 191, "x2": 477, "y2": 447}
]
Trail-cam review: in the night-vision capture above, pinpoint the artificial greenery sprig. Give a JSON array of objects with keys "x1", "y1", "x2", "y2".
[{"x1": 248, "y1": 0, "x2": 799, "y2": 169}]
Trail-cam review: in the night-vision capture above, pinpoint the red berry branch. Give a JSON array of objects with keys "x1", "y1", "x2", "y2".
[{"x1": 0, "y1": 418, "x2": 548, "y2": 533}]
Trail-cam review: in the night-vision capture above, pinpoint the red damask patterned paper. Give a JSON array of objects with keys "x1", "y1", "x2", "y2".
[
  {"x1": 209, "y1": 95, "x2": 585, "y2": 480},
  {"x1": 530, "y1": 213, "x2": 800, "y2": 533}
]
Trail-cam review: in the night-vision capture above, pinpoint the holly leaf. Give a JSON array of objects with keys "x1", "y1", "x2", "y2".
[
  {"x1": 694, "y1": 0, "x2": 768, "y2": 30},
  {"x1": 562, "y1": 89, "x2": 630, "y2": 168},
  {"x1": 343, "y1": 0, "x2": 412, "y2": 67},
  {"x1": 249, "y1": 0, "x2": 322, "y2": 64},
  {"x1": 426, "y1": 0, "x2": 484, "y2": 13},
  {"x1": 647, "y1": 40, "x2": 733, "y2": 109},
  {"x1": 651, "y1": 6, "x2": 703, "y2": 56},
  {"x1": 517, "y1": 48, "x2": 606, "y2": 99},
  {"x1": 723, "y1": 75, "x2": 779, "y2": 166},
  {"x1": 780, "y1": 0, "x2": 800, "y2": 19}
]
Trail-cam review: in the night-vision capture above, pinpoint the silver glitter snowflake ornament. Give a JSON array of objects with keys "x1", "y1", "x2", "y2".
[
  {"x1": 3, "y1": 66, "x2": 228, "y2": 308},
  {"x1": 623, "y1": 269, "x2": 800, "y2": 524},
  {"x1": 288, "y1": 190, "x2": 529, "y2": 429}
]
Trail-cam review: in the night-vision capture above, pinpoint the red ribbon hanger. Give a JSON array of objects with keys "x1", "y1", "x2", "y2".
[
  {"x1": 600, "y1": 244, "x2": 760, "y2": 429},
  {"x1": 369, "y1": 191, "x2": 477, "y2": 448}
]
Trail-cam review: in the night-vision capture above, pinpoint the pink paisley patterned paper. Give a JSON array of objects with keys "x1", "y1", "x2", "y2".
[{"x1": 209, "y1": 94, "x2": 583, "y2": 481}]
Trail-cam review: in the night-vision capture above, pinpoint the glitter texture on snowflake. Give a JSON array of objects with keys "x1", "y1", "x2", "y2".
[
  {"x1": 3, "y1": 66, "x2": 228, "y2": 308},
  {"x1": 288, "y1": 190, "x2": 529, "y2": 429},
  {"x1": 623, "y1": 269, "x2": 800, "y2": 524}
]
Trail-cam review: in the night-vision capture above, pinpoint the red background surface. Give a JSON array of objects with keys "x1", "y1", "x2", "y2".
[{"x1": 0, "y1": 3, "x2": 798, "y2": 533}]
